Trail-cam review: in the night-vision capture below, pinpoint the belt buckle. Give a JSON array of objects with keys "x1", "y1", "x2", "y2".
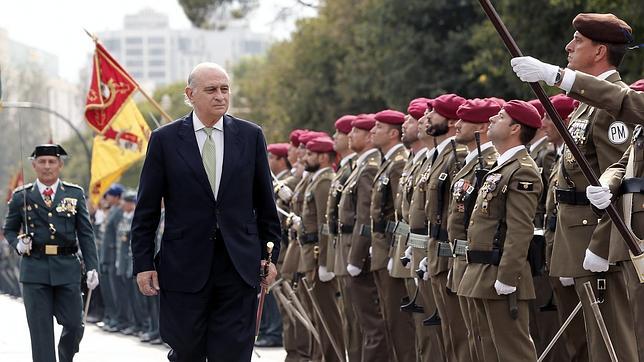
[
  {"x1": 45, "y1": 245, "x2": 58, "y2": 255},
  {"x1": 597, "y1": 278, "x2": 606, "y2": 291}
]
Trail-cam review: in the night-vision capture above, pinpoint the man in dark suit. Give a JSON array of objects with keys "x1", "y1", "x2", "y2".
[{"x1": 131, "y1": 62, "x2": 281, "y2": 362}]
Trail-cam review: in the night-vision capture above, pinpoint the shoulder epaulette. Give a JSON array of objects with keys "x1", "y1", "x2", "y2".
[
  {"x1": 62, "y1": 181, "x2": 84, "y2": 190},
  {"x1": 12, "y1": 183, "x2": 33, "y2": 194},
  {"x1": 519, "y1": 156, "x2": 536, "y2": 168}
]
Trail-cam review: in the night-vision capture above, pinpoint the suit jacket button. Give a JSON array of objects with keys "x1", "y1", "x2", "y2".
[
  {"x1": 50, "y1": 235, "x2": 55, "y2": 240},
  {"x1": 582, "y1": 219, "x2": 588, "y2": 225},
  {"x1": 48, "y1": 212, "x2": 52, "y2": 217}
]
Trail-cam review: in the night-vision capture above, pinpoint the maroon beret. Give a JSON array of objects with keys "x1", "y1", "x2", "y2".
[
  {"x1": 573, "y1": 13, "x2": 633, "y2": 44},
  {"x1": 375, "y1": 109, "x2": 405, "y2": 125},
  {"x1": 289, "y1": 129, "x2": 307, "y2": 147},
  {"x1": 335, "y1": 115, "x2": 357, "y2": 134},
  {"x1": 456, "y1": 98, "x2": 501, "y2": 123},
  {"x1": 550, "y1": 94, "x2": 576, "y2": 121},
  {"x1": 528, "y1": 99, "x2": 545, "y2": 119},
  {"x1": 267, "y1": 143, "x2": 289, "y2": 158},
  {"x1": 630, "y1": 79, "x2": 644, "y2": 92},
  {"x1": 488, "y1": 97, "x2": 506, "y2": 107},
  {"x1": 352, "y1": 114, "x2": 376, "y2": 131},
  {"x1": 299, "y1": 131, "x2": 330, "y2": 146},
  {"x1": 306, "y1": 136, "x2": 335, "y2": 153},
  {"x1": 433, "y1": 94, "x2": 467, "y2": 120},
  {"x1": 503, "y1": 100, "x2": 543, "y2": 129},
  {"x1": 407, "y1": 98, "x2": 430, "y2": 120}
]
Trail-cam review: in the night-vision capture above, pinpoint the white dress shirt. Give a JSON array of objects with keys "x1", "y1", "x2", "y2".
[
  {"x1": 36, "y1": 178, "x2": 60, "y2": 201},
  {"x1": 465, "y1": 141, "x2": 494, "y2": 166},
  {"x1": 193, "y1": 112, "x2": 224, "y2": 198},
  {"x1": 560, "y1": 68, "x2": 617, "y2": 93},
  {"x1": 496, "y1": 145, "x2": 528, "y2": 167}
]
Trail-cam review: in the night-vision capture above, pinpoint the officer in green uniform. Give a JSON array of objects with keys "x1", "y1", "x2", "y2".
[{"x1": 3, "y1": 144, "x2": 99, "y2": 362}]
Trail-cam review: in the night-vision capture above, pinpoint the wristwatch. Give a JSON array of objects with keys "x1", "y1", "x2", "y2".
[{"x1": 554, "y1": 68, "x2": 564, "y2": 85}]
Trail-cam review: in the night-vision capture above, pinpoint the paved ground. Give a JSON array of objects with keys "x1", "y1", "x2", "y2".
[{"x1": 0, "y1": 294, "x2": 286, "y2": 361}]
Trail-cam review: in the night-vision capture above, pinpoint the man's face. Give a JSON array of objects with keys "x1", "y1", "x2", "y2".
[
  {"x1": 370, "y1": 121, "x2": 393, "y2": 150},
  {"x1": 104, "y1": 194, "x2": 120, "y2": 206},
  {"x1": 488, "y1": 110, "x2": 517, "y2": 144},
  {"x1": 303, "y1": 150, "x2": 321, "y2": 172},
  {"x1": 268, "y1": 153, "x2": 283, "y2": 174},
  {"x1": 121, "y1": 201, "x2": 136, "y2": 213},
  {"x1": 296, "y1": 146, "x2": 306, "y2": 162},
  {"x1": 185, "y1": 68, "x2": 230, "y2": 121},
  {"x1": 287, "y1": 145, "x2": 298, "y2": 166},
  {"x1": 32, "y1": 156, "x2": 63, "y2": 185},
  {"x1": 565, "y1": 31, "x2": 600, "y2": 72},
  {"x1": 455, "y1": 119, "x2": 480, "y2": 145},
  {"x1": 333, "y1": 131, "x2": 349, "y2": 153},
  {"x1": 349, "y1": 128, "x2": 369, "y2": 153},
  {"x1": 543, "y1": 114, "x2": 564, "y2": 144},
  {"x1": 402, "y1": 114, "x2": 419, "y2": 146},
  {"x1": 427, "y1": 110, "x2": 449, "y2": 137},
  {"x1": 417, "y1": 110, "x2": 431, "y2": 141}
]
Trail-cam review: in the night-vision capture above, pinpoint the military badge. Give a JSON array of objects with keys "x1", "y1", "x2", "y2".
[
  {"x1": 569, "y1": 119, "x2": 590, "y2": 145},
  {"x1": 56, "y1": 197, "x2": 78, "y2": 215},
  {"x1": 518, "y1": 181, "x2": 533, "y2": 191}
]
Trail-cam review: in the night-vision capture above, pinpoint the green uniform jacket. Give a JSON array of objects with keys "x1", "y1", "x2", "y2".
[
  {"x1": 300, "y1": 167, "x2": 334, "y2": 273},
  {"x1": 326, "y1": 155, "x2": 355, "y2": 274},
  {"x1": 3, "y1": 181, "x2": 98, "y2": 286}
]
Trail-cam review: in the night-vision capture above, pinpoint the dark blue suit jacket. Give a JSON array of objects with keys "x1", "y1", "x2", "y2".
[{"x1": 131, "y1": 113, "x2": 281, "y2": 293}]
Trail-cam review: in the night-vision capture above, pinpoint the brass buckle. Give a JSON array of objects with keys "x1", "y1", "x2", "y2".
[{"x1": 45, "y1": 245, "x2": 58, "y2": 255}]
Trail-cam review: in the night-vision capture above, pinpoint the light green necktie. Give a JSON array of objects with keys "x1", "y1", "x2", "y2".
[{"x1": 202, "y1": 127, "x2": 217, "y2": 194}]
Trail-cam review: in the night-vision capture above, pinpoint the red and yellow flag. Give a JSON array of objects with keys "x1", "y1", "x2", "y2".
[{"x1": 85, "y1": 43, "x2": 150, "y2": 205}]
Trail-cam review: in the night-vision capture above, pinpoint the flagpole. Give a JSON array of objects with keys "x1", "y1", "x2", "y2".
[{"x1": 84, "y1": 29, "x2": 173, "y2": 124}]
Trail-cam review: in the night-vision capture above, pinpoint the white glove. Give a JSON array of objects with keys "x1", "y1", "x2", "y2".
[
  {"x1": 16, "y1": 235, "x2": 32, "y2": 255},
  {"x1": 387, "y1": 258, "x2": 393, "y2": 273},
  {"x1": 347, "y1": 264, "x2": 362, "y2": 277},
  {"x1": 419, "y1": 257, "x2": 429, "y2": 281},
  {"x1": 291, "y1": 215, "x2": 302, "y2": 228},
  {"x1": 86, "y1": 269, "x2": 100, "y2": 290},
  {"x1": 559, "y1": 277, "x2": 575, "y2": 287},
  {"x1": 586, "y1": 185, "x2": 612, "y2": 209},
  {"x1": 318, "y1": 266, "x2": 335, "y2": 282},
  {"x1": 403, "y1": 246, "x2": 412, "y2": 269},
  {"x1": 277, "y1": 185, "x2": 294, "y2": 203},
  {"x1": 494, "y1": 280, "x2": 516, "y2": 295},
  {"x1": 583, "y1": 248, "x2": 609, "y2": 273},
  {"x1": 510, "y1": 56, "x2": 560, "y2": 86}
]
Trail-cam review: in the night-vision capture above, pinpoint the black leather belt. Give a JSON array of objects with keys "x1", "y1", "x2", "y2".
[
  {"x1": 372, "y1": 220, "x2": 388, "y2": 233},
  {"x1": 620, "y1": 178, "x2": 644, "y2": 194},
  {"x1": 327, "y1": 222, "x2": 338, "y2": 235},
  {"x1": 466, "y1": 249, "x2": 502, "y2": 266},
  {"x1": 31, "y1": 244, "x2": 78, "y2": 256},
  {"x1": 555, "y1": 188, "x2": 590, "y2": 205},
  {"x1": 546, "y1": 214, "x2": 557, "y2": 232},
  {"x1": 299, "y1": 232, "x2": 319, "y2": 245},
  {"x1": 410, "y1": 228, "x2": 428, "y2": 235},
  {"x1": 452, "y1": 239, "x2": 468, "y2": 257},
  {"x1": 339, "y1": 224, "x2": 354, "y2": 234},
  {"x1": 437, "y1": 241, "x2": 454, "y2": 257},
  {"x1": 359, "y1": 224, "x2": 371, "y2": 237},
  {"x1": 429, "y1": 224, "x2": 449, "y2": 242},
  {"x1": 386, "y1": 221, "x2": 398, "y2": 234}
]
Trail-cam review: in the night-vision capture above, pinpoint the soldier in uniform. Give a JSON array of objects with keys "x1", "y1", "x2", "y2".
[
  {"x1": 449, "y1": 98, "x2": 500, "y2": 362},
  {"x1": 326, "y1": 115, "x2": 361, "y2": 361},
  {"x1": 419, "y1": 94, "x2": 469, "y2": 361},
  {"x1": 299, "y1": 136, "x2": 346, "y2": 362},
  {"x1": 541, "y1": 95, "x2": 588, "y2": 361},
  {"x1": 369, "y1": 109, "x2": 415, "y2": 362},
  {"x1": 338, "y1": 114, "x2": 390, "y2": 361},
  {"x1": 458, "y1": 100, "x2": 544, "y2": 361},
  {"x1": 3, "y1": 144, "x2": 99, "y2": 362}
]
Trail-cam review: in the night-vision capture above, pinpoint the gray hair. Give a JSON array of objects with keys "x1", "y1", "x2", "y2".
[{"x1": 184, "y1": 62, "x2": 230, "y2": 107}]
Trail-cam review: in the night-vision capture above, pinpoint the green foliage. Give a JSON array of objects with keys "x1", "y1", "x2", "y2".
[{"x1": 231, "y1": 0, "x2": 643, "y2": 143}]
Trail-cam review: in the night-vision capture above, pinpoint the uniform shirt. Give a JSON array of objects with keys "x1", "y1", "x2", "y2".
[
  {"x1": 193, "y1": 111, "x2": 224, "y2": 198},
  {"x1": 497, "y1": 145, "x2": 528, "y2": 166},
  {"x1": 529, "y1": 136, "x2": 548, "y2": 154},
  {"x1": 383, "y1": 143, "x2": 404, "y2": 160},
  {"x1": 560, "y1": 68, "x2": 616, "y2": 93},
  {"x1": 36, "y1": 178, "x2": 60, "y2": 201},
  {"x1": 341, "y1": 152, "x2": 357, "y2": 167},
  {"x1": 465, "y1": 141, "x2": 494, "y2": 166}
]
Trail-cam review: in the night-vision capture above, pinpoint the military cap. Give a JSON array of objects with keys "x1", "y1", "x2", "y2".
[
  {"x1": 433, "y1": 94, "x2": 467, "y2": 120},
  {"x1": 489, "y1": 97, "x2": 506, "y2": 107},
  {"x1": 456, "y1": 98, "x2": 501, "y2": 123},
  {"x1": 30, "y1": 144, "x2": 68, "y2": 159},
  {"x1": 503, "y1": 100, "x2": 543, "y2": 129},
  {"x1": 374, "y1": 109, "x2": 405, "y2": 125},
  {"x1": 122, "y1": 190, "x2": 137, "y2": 203},
  {"x1": 528, "y1": 99, "x2": 545, "y2": 119},
  {"x1": 407, "y1": 98, "x2": 431, "y2": 120},
  {"x1": 299, "y1": 131, "x2": 329, "y2": 146},
  {"x1": 289, "y1": 129, "x2": 307, "y2": 147},
  {"x1": 352, "y1": 114, "x2": 376, "y2": 131},
  {"x1": 335, "y1": 115, "x2": 357, "y2": 134},
  {"x1": 630, "y1": 79, "x2": 644, "y2": 92},
  {"x1": 267, "y1": 143, "x2": 289, "y2": 158},
  {"x1": 105, "y1": 183, "x2": 124, "y2": 197},
  {"x1": 550, "y1": 94, "x2": 576, "y2": 121},
  {"x1": 306, "y1": 136, "x2": 335, "y2": 153},
  {"x1": 572, "y1": 13, "x2": 633, "y2": 44}
]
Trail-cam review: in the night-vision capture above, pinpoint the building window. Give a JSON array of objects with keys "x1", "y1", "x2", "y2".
[
  {"x1": 148, "y1": 71, "x2": 166, "y2": 78},
  {"x1": 126, "y1": 48, "x2": 143, "y2": 56},
  {"x1": 103, "y1": 39, "x2": 121, "y2": 53},
  {"x1": 178, "y1": 37, "x2": 191, "y2": 52},
  {"x1": 148, "y1": 59, "x2": 165, "y2": 67},
  {"x1": 131, "y1": 71, "x2": 144, "y2": 79},
  {"x1": 242, "y1": 40, "x2": 263, "y2": 54},
  {"x1": 149, "y1": 47, "x2": 165, "y2": 56},
  {"x1": 126, "y1": 60, "x2": 143, "y2": 67},
  {"x1": 125, "y1": 37, "x2": 143, "y2": 45},
  {"x1": 148, "y1": 37, "x2": 165, "y2": 45}
]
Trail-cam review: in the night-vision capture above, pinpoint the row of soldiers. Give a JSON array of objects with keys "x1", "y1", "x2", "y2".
[{"x1": 265, "y1": 13, "x2": 644, "y2": 362}]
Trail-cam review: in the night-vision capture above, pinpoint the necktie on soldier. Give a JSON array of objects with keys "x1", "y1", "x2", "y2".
[
  {"x1": 43, "y1": 187, "x2": 54, "y2": 208},
  {"x1": 202, "y1": 127, "x2": 217, "y2": 196}
]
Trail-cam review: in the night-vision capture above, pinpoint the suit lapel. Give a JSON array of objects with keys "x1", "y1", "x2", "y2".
[
  {"x1": 29, "y1": 184, "x2": 48, "y2": 210},
  {"x1": 217, "y1": 115, "x2": 244, "y2": 200},
  {"x1": 51, "y1": 183, "x2": 65, "y2": 210},
  {"x1": 176, "y1": 114, "x2": 216, "y2": 202}
]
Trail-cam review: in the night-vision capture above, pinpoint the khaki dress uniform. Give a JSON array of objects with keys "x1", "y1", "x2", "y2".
[
  {"x1": 550, "y1": 72, "x2": 637, "y2": 362},
  {"x1": 369, "y1": 144, "x2": 415, "y2": 362},
  {"x1": 423, "y1": 138, "x2": 468, "y2": 362},
  {"x1": 338, "y1": 148, "x2": 390, "y2": 361},
  {"x1": 327, "y1": 154, "x2": 362, "y2": 362},
  {"x1": 406, "y1": 148, "x2": 446, "y2": 361},
  {"x1": 459, "y1": 148, "x2": 542, "y2": 361},
  {"x1": 300, "y1": 167, "x2": 346, "y2": 362},
  {"x1": 390, "y1": 154, "x2": 414, "y2": 280},
  {"x1": 543, "y1": 153, "x2": 588, "y2": 362},
  {"x1": 447, "y1": 145, "x2": 498, "y2": 362}
]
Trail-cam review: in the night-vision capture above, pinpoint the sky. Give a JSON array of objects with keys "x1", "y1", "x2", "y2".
[{"x1": 0, "y1": 0, "x2": 315, "y2": 83}]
